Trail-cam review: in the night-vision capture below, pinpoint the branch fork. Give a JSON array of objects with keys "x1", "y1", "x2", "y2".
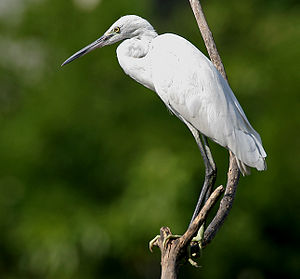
[{"x1": 151, "y1": 186, "x2": 224, "y2": 279}]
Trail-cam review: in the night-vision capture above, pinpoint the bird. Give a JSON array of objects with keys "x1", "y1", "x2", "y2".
[{"x1": 62, "y1": 15, "x2": 267, "y2": 177}]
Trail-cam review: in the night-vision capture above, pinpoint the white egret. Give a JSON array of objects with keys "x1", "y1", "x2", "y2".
[{"x1": 62, "y1": 15, "x2": 266, "y2": 194}]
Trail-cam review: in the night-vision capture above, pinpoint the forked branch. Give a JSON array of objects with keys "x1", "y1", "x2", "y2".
[{"x1": 152, "y1": 186, "x2": 224, "y2": 279}]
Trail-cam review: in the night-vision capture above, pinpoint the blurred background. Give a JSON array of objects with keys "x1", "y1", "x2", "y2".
[{"x1": 0, "y1": 0, "x2": 299, "y2": 278}]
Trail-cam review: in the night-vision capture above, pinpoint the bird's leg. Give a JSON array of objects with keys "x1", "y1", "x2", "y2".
[
  {"x1": 149, "y1": 125, "x2": 217, "y2": 267},
  {"x1": 185, "y1": 125, "x2": 217, "y2": 226},
  {"x1": 201, "y1": 135, "x2": 216, "y2": 203},
  {"x1": 149, "y1": 109, "x2": 216, "y2": 265},
  {"x1": 167, "y1": 106, "x2": 217, "y2": 218},
  {"x1": 180, "y1": 126, "x2": 217, "y2": 263},
  {"x1": 201, "y1": 134, "x2": 216, "y2": 173}
]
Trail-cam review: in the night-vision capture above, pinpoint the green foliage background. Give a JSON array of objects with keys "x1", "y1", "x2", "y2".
[{"x1": 0, "y1": 0, "x2": 299, "y2": 278}]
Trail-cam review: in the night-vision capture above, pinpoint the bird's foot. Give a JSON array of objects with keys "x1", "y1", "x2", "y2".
[
  {"x1": 162, "y1": 234, "x2": 182, "y2": 249},
  {"x1": 149, "y1": 234, "x2": 182, "y2": 252},
  {"x1": 149, "y1": 230, "x2": 203, "y2": 268},
  {"x1": 149, "y1": 235, "x2": 160, "y2": 252},
  {"x1": 164, "y1": 234, "x2": 202, "y2": 267},
  {"x1": 187, "y1": 236, "x2": 203, "y2": 268}
]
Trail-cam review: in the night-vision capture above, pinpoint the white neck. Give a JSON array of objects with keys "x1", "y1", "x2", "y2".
[{"x1": 116, "y1": 35, "x2": 157, "y2": 91}]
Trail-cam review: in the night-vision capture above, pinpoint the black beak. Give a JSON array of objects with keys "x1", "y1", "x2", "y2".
[{"x1": 61, "y1": 34, "x2": 111, "y2": 66}]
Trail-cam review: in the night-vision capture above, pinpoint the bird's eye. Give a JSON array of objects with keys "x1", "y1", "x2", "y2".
[{"x1": 113, "y1": 27, "x2": 120, "y2": 33}]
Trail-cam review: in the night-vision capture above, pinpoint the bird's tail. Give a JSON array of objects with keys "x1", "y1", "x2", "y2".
[
  {"x1": 235, "y1": 157, "x2": 251, "y2": 176},
  {"x1": 231, "y1": 129, "x2": 267, "y2": 176}
]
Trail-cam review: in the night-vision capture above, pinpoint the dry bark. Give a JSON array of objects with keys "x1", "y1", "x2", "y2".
[{"x1": 152, "y1": 186, "x2": 224, "y2": 279}]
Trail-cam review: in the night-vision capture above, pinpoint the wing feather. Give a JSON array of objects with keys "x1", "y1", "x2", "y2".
[{"x1": 150, "y1": 34, "x2": 266, "y2": 171}]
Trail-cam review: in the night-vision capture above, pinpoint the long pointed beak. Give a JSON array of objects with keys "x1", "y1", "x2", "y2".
[{"x1": 61, "y1": 34, "x2": 110, "y2": 66}]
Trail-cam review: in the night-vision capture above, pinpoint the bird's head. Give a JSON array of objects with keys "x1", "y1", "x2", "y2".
[{"x1": 61, "y1": 15, "x2": 157, "y2": 66}]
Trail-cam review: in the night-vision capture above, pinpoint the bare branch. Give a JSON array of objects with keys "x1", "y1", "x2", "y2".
[
  {"x1": 188, "y1": 0, "x2": 241, "y2": 244},
  {"x1": 152, "y1": 186, "x2": 224, "y2": 279},
  {"x1": 180, "y1": 185, "x2": 224, "y2": 247},
  {"x1": 188, "y1": 0, "x2": 227, "y2": 80},
  {"x1": 202, "y1": 152, "x2": 240, "y2": 247}
]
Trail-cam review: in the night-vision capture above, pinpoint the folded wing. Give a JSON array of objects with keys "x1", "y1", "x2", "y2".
[{"x1": 150, "y1": 34, "x2": 266, "y2": 172}]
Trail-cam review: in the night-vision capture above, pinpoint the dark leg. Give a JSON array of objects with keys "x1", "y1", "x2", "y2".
[
  {"x1": 184, "y1": 123, "x2": 217, "y2": 226},
  {"x1": 201, "y1": 135, "x2": 217, "y2": 202},
  {"x1": 165, "y1": 105, "x2": 217, "y2": 225}
]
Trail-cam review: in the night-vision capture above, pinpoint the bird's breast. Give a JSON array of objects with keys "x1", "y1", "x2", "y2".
[{"x1": 117, "y1": 40, "x2": 155, "y2": 91}]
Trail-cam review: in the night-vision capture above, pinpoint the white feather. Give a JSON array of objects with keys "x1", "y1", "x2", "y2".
[{"x1": 112, "y1": 16, "x2": 267, "y2": 173}]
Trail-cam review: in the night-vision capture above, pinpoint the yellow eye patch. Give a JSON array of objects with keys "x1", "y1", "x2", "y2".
[{"x1": 113, "y1": 27, "x2": 120, "y2": 33}]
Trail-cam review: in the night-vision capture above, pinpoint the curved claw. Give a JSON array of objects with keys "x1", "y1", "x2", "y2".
[
  {"x1": 187, "y1": 242, "x2": 202, "y2": 268},
  {"x1": 188, "y1": 257, "x2": 201, "y2": 268},
  {"x1": 162, "y1": 234, "x2": 182, "y2": 249},
  {"x1": 149, "y1": 235, "x2": 160, "y2": 252}
]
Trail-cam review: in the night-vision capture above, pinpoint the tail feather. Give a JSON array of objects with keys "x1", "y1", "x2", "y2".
[
  {"x1": 235, "y1": 158, "x2": 251, "y2": 176},
  {"x1": 230, "y1": 129, "x2": 267, "y2": 174}
]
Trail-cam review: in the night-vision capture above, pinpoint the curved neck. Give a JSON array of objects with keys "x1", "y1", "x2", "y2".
[
  {"x1": 137, "y1": 29, "x2": 158, "y2": 40},
  {"x1": 116, "y1": 35, "x2": 157, "y2": 91},
  {"x1": 118, "y1": 36, "x2": 153, "y2": 58}
]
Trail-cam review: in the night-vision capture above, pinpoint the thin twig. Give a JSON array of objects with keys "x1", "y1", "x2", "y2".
[
  {"x1": 180, "y1": 185, "x2": 224, "y2": 247},
  {"x1": 188, "y1": 0, "x2": 241, "y2": 243},
  {"x1": 202, "y1": 152, "x2": 240, "y2": 247},
  {"x1": 188, "y1": 0, "x2": 227, "y2": 80}
]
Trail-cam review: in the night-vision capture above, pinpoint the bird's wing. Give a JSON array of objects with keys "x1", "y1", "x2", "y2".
[{"x1": 150, "y1": 34, "x2": 266, "y2": 170}]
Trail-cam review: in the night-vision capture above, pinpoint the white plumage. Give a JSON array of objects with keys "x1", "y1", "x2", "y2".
[{"x1": 62, "y1": 15, "x2": 267, "y2": 174}]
